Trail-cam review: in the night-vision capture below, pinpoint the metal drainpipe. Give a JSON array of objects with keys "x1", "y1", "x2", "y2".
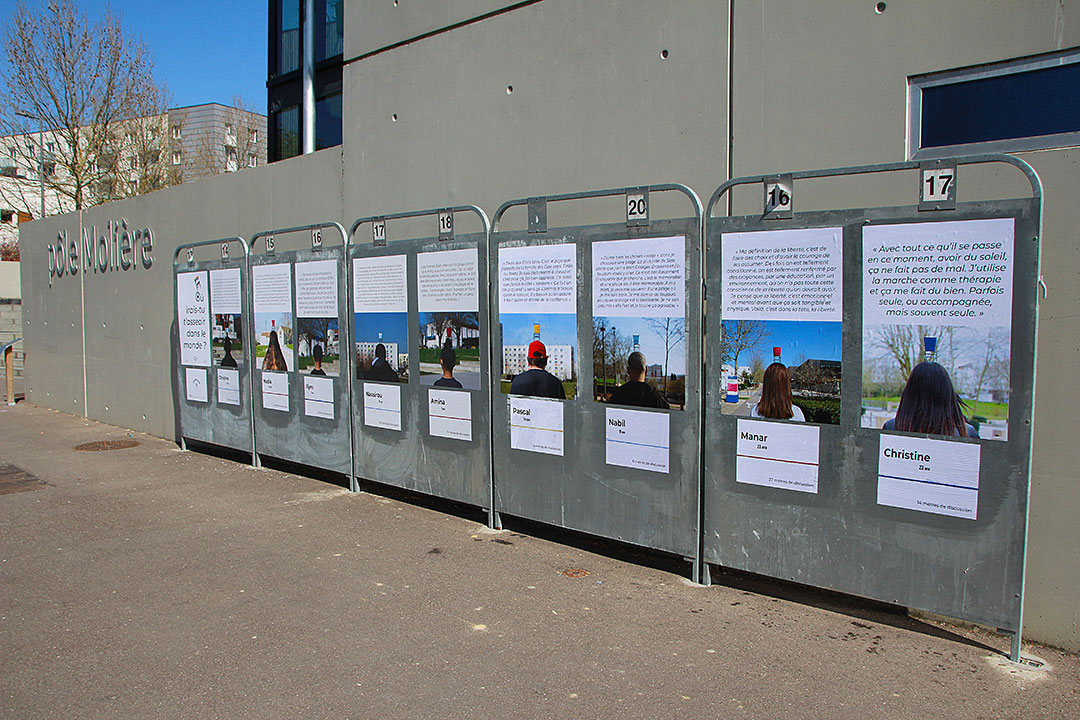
[{"x1": 302, "y1": 0, "x2": 316, "y2": 154}]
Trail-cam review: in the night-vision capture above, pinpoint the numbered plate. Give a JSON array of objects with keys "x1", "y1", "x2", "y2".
[
  {"x1": 918, "y1": 161, "x2": 957, "y2": 211},
  {"x1": 438, "y1": 210, "x2": 454, "y2": 239},
  {"x1": 763, "y1": 175, "x2": 794, "y2": 219},
  {"x1": 626, "y1": 188, "x2": 649, "y2": 226},
  {"x1": 372, "y1": 218, "x2": 387, "y2": 246}
]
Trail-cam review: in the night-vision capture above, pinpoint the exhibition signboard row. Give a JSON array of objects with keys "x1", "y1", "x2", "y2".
[
  {"x1": 702, "y1": 156, "x2": 1042, "y2": 660},
  {"x1": 172, "y1": 159, "x2": 1041, "y2": 658}
]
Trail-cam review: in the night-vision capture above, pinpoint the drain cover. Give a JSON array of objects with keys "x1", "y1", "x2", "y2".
[
  {"x1": 0, "y1": 464, "x2": 48, "y2": 495},
  {"x1": 74, "y1": 439, "x2": 139, "y2": 452},
  {"x1": 560, "y1": 568, "x2": 590, "y2": 578}
]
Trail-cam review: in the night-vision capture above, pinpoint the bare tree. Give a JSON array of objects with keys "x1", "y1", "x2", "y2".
[
  {"x1": 718, "y1": 319, "x2": 769, "y2": 375},
  {"x1": 645, "y1": 317, "x2": 685, "y2": 391},
  {"x1": 750, "y1": 353, "x2": 765, "y2": 386},
  {"x1": 0, "y1": 0, "x2": 173, "y2": 212}
]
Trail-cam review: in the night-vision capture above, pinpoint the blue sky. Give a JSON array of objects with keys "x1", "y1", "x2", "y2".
[
  {"x1": 499, "y1": 313, "x2": 577, "y2": 348},
  {"x1": 354, "y1": 312, "x2": 409, "y2": 349},
  {"x1": 595, "y1": 316, "x2": 686, "y2": 376},
  {"x1": 0, "y1": 1, "x2": 268, "y2": 114},
  {"x1": 729, "y1": 320, "x2": 842, "y2": 366}
]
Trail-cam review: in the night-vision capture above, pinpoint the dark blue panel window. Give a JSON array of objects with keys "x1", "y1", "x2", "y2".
[
  {"x1": 315, "y1": 93, "x2": 342, "y2": 150},
  {"x1": 922, "y1": 62, "x2": 1080, "y2": 148}
]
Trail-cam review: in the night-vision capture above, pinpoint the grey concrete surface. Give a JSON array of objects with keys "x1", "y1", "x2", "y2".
[{"x1": 1, "y1": 402, "x2": 1077, "y2": 720}]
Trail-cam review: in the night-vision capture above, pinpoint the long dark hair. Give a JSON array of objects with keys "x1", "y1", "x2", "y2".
[
  {"x1": 262, "y1": 330, "x2": 288, "y2": 371},
  {"x1": 893, "y1": 362, "x2": 970, "y2": 437},
  {"x1": 757, "y1": 362, "x2": 794, "y2": 419}
]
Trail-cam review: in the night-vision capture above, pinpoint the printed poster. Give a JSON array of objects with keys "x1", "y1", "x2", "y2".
[
  {"x1": 295, "y1": 259, "x2": 340, "y2": 377},
  {"x1": 185, "y1": 367, "x2": 208, "y2": 403},
  {"x1": 303, "y1": 375, "x2": 335, "y2": 419},
  {"x1": 735, "y1": 418, "x2": 820, "y2": 494},
  {"x1": 499, "y1": 243, "x2": 577, "y2": 399},
  {"x1": 261, "y1": 371, "x2": 289, "y2": 412},
  {"x1": 861, "y1": 219, "x2": 1014, "y2": 441},
  {"x1": 210, "y1": 267, "x2": 243, "y2": 367},
  {"x1": 418, "y1": 248, "x2": 481, "y2": 390},
  {"x1": 509, "y1": 397, "x2": 564, "y2": 456},
  {"x1": 177, "y1": 271, "x2": 211, "y2": 367},
  {"x1": 217, "y1": 368, "x2": 240, "y2": 406},
  {"x1": 252, "y1": 263, "x2": 294, "y2": 372},
  {"x1": 877, "y1": 433, "x2": 981, "y2": 519},
  {"x1": 363, "y1": 381, "x2": 402, "y2": 431},
  {"x1": 593, "y1": 235, "x2": 687, "y2": 410},
  {"x1": 354, "y1": 255, "x2": 409, "y2": 384},
  {"x1": 605, "y1": 407, "x2": 670, "y2": 474},
  {"x1": 428, "y1": 388, "x2": 472, "y2": 441},
  {"x1": 720, "y1": 227, "x2": 843, "y2": 423}
]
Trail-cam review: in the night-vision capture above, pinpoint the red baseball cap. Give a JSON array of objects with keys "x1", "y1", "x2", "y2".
[{"x1": 528, "y1": 340, "x2": 547, "y2": 359}]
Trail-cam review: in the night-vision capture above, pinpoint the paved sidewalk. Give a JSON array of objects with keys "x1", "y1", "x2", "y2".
[{"x1": 1, "y1": 403, "x2": 1076, "y2": 719}]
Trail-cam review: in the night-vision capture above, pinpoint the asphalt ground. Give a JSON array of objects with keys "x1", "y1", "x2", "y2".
[{"x1": 1, "y1": 403, "x2": 1077, "y2": 719}]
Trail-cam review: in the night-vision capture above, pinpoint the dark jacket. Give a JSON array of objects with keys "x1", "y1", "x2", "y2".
[
  {"x1": 608, "y1": 380, "x2": 669, "y2": 409},
  {"x1": 509, "y1": 368, "x2": 565, "y2": 399}
]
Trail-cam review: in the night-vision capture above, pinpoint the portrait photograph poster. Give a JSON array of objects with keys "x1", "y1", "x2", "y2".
[{"x1": 719, "y1": 227, "x2": 843, "y2": 424}]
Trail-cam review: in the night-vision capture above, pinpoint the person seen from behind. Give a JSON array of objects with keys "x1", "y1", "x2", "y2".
[
  {"x1": 883, "y1": 361, "x2": 979, "y2": 438},
  {"x1": 434, "y1": 340, "x2": 463, "y2": 388},
  {"x1": 509, "y1": 340, "x2": 565, "y2": 399},
  {"x1": 608, "y1": 351, "x2": 669, "y2": 409},
  {"x1": 750, "y1": 362, "x2": 805, "y2": 421}
]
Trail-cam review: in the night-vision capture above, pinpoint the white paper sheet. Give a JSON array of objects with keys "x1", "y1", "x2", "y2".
[
  {"x1": 185, "y1": 367, "x2": 208, "y2": 403},
  {"x1": 509, "y1": 397, "x2": 564, "y2": 456},
  {"x1": 605, "y1": 407, "x2": 670, "y2": 473},
  {"x1": 303, "y1": 375, "x2": 335, "y2": 419},
  {"x1": 261, "y1": 371, "x2": 289, "y2": 412},
  {"x1": 217, "y1": 368, "x2": 240, "y2": 406},
  {"x1": 417, "y1": 248, "x2": 479, "y2": 313},
  {"x1": 721, "y1": 227, "x2": 843, "y2": 321},
  {"x1": 177, "y1": 271, "x2": 211, "y2": 367},
  {"x1": 353, "y1": 255, "x2": 408, "y2": 313},
  {"x1": 735, "y1": 419, "x2": 820, "y2": 494},
  {"x1": 295, "y1": 259, "x2": 339, "y2": 318},
  {"x1": 498, "y1": 244, "x2": 577, "y2": 315},
  {"x1": 863, "y1": 218, "x2": 1013, "y2": 328},
  {"x1": 252, "y1": 263, "x2": 293, "y2": 313},
  {"x1": 210, "y1": 267, "x2": 242, "y2": 315},
  {"x1": 428, "y1": 388, "x2": 472, "y2": 441},
  {"x1": 877, "y1": 433, "x2": 981, "y2": 519},
  {"x1": 363, "y1": 381, "x2": 402, "y2": 430},
  {"x1": 592, "y1": 236, "x2": 685, "y2": 317}
]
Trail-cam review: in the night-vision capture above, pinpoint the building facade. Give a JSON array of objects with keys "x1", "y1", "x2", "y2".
[{"x1": 16, "y1": 1, "x2": 1080, "y2": 653}]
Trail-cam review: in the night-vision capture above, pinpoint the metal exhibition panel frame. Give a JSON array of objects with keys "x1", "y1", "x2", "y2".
[
  {"x1": 248, "y1": 222, "x2": 352, "y2": 475},
  {"x1": 491, "y1": 185, "x2": 704, "y2": 576},
  {"x1": 702, "y1": 156, "x2": 1042, "y2": 660},
  {"x1": 173, "y1": 237, "x2": 255, "y2": 461},
  {"x1": 347, "y1": 207, "x2": 493, "y2": 520}
]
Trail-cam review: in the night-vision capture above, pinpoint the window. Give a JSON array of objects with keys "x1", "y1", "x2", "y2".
[
  {"x1": 46, "y1": 142, "x2": 54, "y2": 153},
  {"x1": 277, "y1": 0, "x2": 301, "y2": 75},
  {"x1": 315, "y1": 92, "x2": 343, "y2": 150},
  {"x1": 910, "y1": 48, "x2": 1080, "y2": 158},
  {"x1": 248, "y1": 154, "x2": 258, "y2": 168},
  {"x1": 225, "y1": 146, "x2": 238, "y2": 172},
  {"x1": 130, "y1": 156, "x2": 138, "y2": 170},
  {"x1": 7, "y1": 147, "x2": 14, "y2": 160},
  {"x1": 274, "y1": 105, "x2": 300, "y2": 160},
  {"x1": 249, "y1": 127, "x2": 258, "y2": 143},
  {"x1": 172, "y1": 151, "x2": 181, "y2": 165},
  {"x1": 225, "y1": 122, "x2": 233, "y2": 135},
  {"x1": 172, "y1": 125, "x2": 182, "y2": 140},
  {"x1": 316, "y1": 0, "x2": 344, "y2": 63}
]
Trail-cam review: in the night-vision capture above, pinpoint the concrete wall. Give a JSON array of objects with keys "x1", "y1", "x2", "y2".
[
  {"x1": 19, "y1": 148, "x2": 344, "y2": 438},
  {"x1": 16, "y1": 0, "x2": 1079, "y2": 651}
]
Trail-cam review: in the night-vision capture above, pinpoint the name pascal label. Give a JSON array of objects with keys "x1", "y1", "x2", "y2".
[
  {"x1": 740, "y1": 431, "x2": 767, "y2": 442},
  {"x1": 883, "y1": 448, "x2": 930, "y2": 462},
  {"x1": 512, "y1": 407, "x2": 530, "y2": 416}
]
